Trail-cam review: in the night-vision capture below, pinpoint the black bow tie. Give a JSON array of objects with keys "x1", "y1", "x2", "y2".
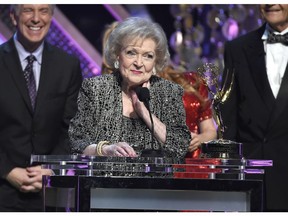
[{"x1": 267, "y1": 32, "x2": 288, "y2": 45}]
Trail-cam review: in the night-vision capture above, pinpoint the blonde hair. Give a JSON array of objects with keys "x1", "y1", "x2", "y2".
[
  {"x1": 101, "y1": 21, "x2": 119, "y2": 75},
  {"x1": 158, "y1": 65, "x2": 209, "y2": 108}
]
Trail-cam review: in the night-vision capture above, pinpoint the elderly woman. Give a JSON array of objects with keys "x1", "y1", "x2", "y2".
[{"x1": 69, "y1": 17, "x2": 191, "y2": 160}]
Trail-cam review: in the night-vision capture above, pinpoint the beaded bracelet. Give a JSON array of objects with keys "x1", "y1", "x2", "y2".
[{"x1": 96, "y1": 141, "x2": 110, "y2": 156}]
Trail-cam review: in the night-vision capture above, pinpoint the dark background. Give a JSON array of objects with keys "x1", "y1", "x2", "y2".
[
  {"x1": 0, "y1": 4, "x2": 262, "y2": 75},
  {"x1": 57, "y1": 5, "x2": 178, "y2": 56}
]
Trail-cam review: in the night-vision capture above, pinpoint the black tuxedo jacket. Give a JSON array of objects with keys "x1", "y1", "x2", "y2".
[
  {"x1": 221, "y1": 24, "x2": 288, "y2": 211},
  {"x1": 0, "y1": 38, "x2": 82, "y2": 210}
]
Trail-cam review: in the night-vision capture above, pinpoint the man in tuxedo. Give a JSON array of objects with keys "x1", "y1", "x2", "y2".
[
  {"x1": 0, "y1": 4, "x2": 82, "y2": 211},
  {"x1": 221, "y1": 4, "x2": 288, "y2": 211}
]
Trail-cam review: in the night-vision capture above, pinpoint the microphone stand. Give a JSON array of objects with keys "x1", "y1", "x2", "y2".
[{"x1": 136, "y1": 87, "x2": 163, "y2": 158}]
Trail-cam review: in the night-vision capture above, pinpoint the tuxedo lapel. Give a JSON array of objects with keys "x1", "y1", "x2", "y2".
[
  {"x1": 269, "y1": 63, "x2": 288, "y2": 128},
  {"x1": 34, "y1": 42, "x2": 54, "y2": 115},
  {"x1": 244, "y1": 27, "x2": 275, "y2": 113},
  {"x1": 3, "y1": 39, "x2": 34, "y2": 114}
]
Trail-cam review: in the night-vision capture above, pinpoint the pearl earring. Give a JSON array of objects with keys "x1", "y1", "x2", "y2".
[
  {"x1": 152, "y1": 67, "x2": 156, "y2": 75},
  {"x1": 114, "y1": 60, "x2": 119, "y2": 69}
]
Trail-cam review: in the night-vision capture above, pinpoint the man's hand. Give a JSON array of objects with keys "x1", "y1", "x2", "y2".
[{"x1": 6, "y1": 166, "x2": 53, "y2": 193}]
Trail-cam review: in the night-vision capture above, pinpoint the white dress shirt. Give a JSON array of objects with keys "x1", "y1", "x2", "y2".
[
  {"x1": 262, "y1": 24, "x2": 288, "y2": 98},
  {"x1": 13, "y1": 33, "x2": 44, "y2": 91}
]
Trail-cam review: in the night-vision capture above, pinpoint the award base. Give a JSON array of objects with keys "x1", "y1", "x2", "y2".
[{"x1": 200, "y1": 139, "x2": 243, "y2": 159}]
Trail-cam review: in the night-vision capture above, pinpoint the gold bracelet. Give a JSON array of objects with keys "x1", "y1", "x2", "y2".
[{"x1": 96, "y1": 141, "x2": 110, "y2": 156}]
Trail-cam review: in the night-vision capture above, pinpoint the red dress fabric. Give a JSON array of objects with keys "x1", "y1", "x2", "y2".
[
  {"x1": 182, "y1": 72, "x2": 213, "y2": 159},
  {"x1": 173, "y1": 72, "x2": 214, "y2": 204}
]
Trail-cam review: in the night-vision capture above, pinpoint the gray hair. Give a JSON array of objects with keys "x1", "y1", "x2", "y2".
[
  {"x1": 104, "y1": 17, "x2": 170, "y2": 73},
  {"x1": 10, "y1": 4, "x2": 55, "y2": 15}
]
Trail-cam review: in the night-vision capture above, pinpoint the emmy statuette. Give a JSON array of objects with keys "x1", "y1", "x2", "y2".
[{"x1": 197, "y1": 63, "x2": 242, "y2": 159}]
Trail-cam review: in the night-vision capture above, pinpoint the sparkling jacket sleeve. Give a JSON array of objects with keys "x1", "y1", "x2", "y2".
[{"x1": 69, "y1": 74, "x2": 191, "y2": 160}]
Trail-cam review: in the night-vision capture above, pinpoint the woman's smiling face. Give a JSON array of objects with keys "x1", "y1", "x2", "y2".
[{"x1": 118, "y1": 38, "x2": 156, "y2": 87}]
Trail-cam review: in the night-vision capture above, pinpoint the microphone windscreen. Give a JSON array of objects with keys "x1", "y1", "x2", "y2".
[{"x1": 135, "y1": 87, "x2": 150, "y2": 102}]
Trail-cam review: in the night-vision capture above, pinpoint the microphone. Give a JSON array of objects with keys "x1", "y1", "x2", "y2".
[
  {"x1": 135, "y1": 86, "x2": 150, "y2": 110},
  {"x1": 135, "y1": 86, "x2": 163, "y2": 158}
]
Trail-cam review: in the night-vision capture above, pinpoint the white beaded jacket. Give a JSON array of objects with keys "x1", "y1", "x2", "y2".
[{"x1": 69, "y1": 72, "x2": 191, "y2": 160}]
